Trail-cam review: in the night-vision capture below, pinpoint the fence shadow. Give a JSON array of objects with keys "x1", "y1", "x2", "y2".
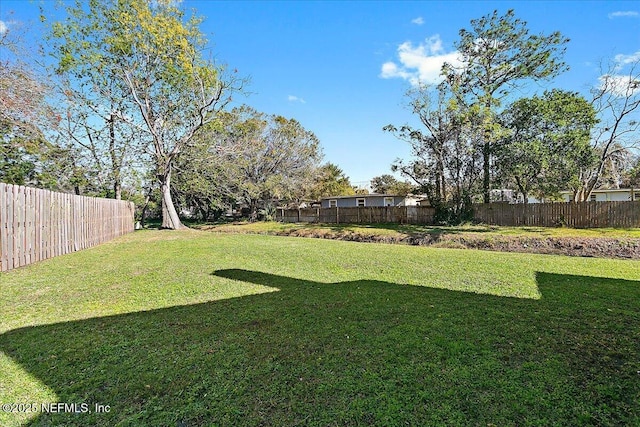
[{"x1": 1, "y1": 270, "x2": 638, "y2": 426}]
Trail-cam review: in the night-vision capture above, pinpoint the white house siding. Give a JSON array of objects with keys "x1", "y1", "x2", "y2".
[
  {"x1": 527, "y1": 189, "x2": 639, "y2": 203},
  {"x1": 320, "y1": 195, "x2": 419, "y2": 208}
]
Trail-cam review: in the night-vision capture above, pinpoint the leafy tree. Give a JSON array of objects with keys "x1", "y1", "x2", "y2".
[
  {"x1": 0, "y1": 117, "x2": 44, "y2": 186},
  {"x1": 0, "y1": 23, "x2": 51, "y2": 137},
  {"x1": 173, "y1": 148, "x2": 232, "y2": 221},
  {"x1": 232, "y1": 109, "x2": 322, "y2": 217},
  {"x1": 0, "y1": 143, "x2": 37, "y2": 185},
  {"x1": 174, "y1": 106, "x2": 322, "y2": 219},
  {"x1": 370, "y1": 174, "x2": 416, "y2": 196},
  {"x1": 172, "y1": 109, "x2": 248, "y2": 220},
  {"x1": 307, "y1": 163, "x2": 355, "y2": 199},
  {"x1": 48, "y1": 0, "x2": 242, "y2": 228},
  {"x1": 496, "y1": 90, "x2": 598, "y2": 204},
  {"x1": 443, "y1": 9, "x2": 569, "y2": 203}
]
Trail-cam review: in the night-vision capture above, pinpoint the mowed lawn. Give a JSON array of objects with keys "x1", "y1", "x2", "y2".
[{"x1": 1, "y1": 230, "x2": 639, "y2": 426}]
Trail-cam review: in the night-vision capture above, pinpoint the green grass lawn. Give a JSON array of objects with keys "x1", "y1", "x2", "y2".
[{"x1": 1, "y1": 229, "x2": 639, "y2": 426}]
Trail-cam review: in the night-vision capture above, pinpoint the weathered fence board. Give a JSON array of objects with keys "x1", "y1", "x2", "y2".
[
  {"x1": 473, "y1": 201, "x2": 640, "y2": 228},
  {"x1": 277, "y1": 201, "x2": 640, "y2": 229},
  {"x1": 0, "y1": 183, "x2": 135, "y2": 272}
]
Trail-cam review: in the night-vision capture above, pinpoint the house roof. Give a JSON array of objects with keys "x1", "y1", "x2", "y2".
[{"x1": 320, "y1": 194, "x2": 401, "y2": 200}]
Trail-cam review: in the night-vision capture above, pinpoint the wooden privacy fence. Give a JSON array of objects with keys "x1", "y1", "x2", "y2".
[
  {"x1": 277, "y1": 206, "x2": 436, "y2": 225},
  {"x1": 277, "y1": 201, "x2": 640, "y2": 228},
  {"x1": 473, "y1": 201, "x2": 640, "y2": 228},
  {"x1": 1, "y1": 183, "x2": 135, "y2": 272}
]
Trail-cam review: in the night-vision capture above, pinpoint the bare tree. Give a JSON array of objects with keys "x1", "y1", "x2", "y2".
[
  {"x1": 0, "y1": 14, "x2": 62, "y2": 187},
  {"x1": 53, "y1": 76, "x2": 148, "y2": 199},
  {"x1": 572, "y1": 57, "x2": 640, "y2": 201},
  {"x1": 385, "y1": 82, "x2": 483, "y2": 223}
]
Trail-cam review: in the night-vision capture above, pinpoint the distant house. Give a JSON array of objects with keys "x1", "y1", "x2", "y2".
[
  {"x1": 491, "y1": 189, "x2": 519, "y2": 203},
  {"x1": 527, "y1": 188, "x2": 639, "y2": 203},
  {"x1": 320, "y1": 194, "x2": 422, "y2": 208}
]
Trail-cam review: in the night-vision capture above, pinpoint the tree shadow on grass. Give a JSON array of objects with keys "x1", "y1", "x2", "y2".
[{"x1": 1, "y1": 271, "x2": 639, "y2": 426}]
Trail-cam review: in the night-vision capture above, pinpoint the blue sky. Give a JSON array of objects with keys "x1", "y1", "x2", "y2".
[{"x1": 2, "y1": 1, "x2": 639, "y2": 188}]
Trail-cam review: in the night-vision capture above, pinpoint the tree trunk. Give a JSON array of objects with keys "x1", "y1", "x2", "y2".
[
  {"x1": 515, "y1": 176, "x2": 527, "y2": 206},
  {"x1": 435, "y1": 155, "x2": 446, "y2": 203},
  {"x1": 574, "y1": 175, "x2": 598, "y2": 202},
  {"x1": 482, "y1": 95, "x2": 495, "y2": 204},
  {"x1": 516, "y1": 191, "x2": 528, "y2": 226},
  {"x1": 114, "y1": 181, "x2": 122, "y2": 201},
  {"x1": 159, "y1": 167, "x2": 184, "y2": 229},
  {"x1": 108, "y1": 112, "x2": 122, "y2": 200},
  {"x1": 483, "y1": 127, "x2": 491, "y2": 204},
  {"x1": 140, "y1": 197, "x2": 149, "y2": 228},
  {"x1": 433, "y1": 131, "x2": 446, "y2": 203},
  {"x1": 249, "y1": 199, "x2": 258, "y2": 221}
]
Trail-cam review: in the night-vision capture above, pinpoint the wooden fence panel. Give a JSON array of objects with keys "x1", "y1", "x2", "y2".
[
  {"x1": 0, "y1": 183, "x2": 135, "y2": 272},
  {"x1": 298, "y1": 208, "x2": 320, "y2": 223},
  {"x1": 472, "y1": 201, "x2": 640, "y2": 228},
  {"x1": 276, "y1": 202, "x2": 639, "y2": 229}
]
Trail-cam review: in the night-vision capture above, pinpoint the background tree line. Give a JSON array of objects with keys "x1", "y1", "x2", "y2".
[{"x1": 385, "y1": 9, "x2": 640, "y2": 224}]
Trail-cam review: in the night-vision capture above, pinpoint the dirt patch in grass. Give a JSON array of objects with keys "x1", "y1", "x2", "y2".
[
  {"x1": 442, "y1": 235, "x2": 640, "y2": 259},
  {"x1": 256, "y1": 227, "x2": 640, "y2": 259}
]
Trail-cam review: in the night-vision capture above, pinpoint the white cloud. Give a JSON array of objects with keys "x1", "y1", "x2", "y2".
[
  {"x1": 287, "y1": 95, "x2": 306, "y2": 104},
  {"x1": 411, "y1": 17, "x2": 424, "y2": 25},
  {"x1": 380, "y1": 62, "x2": 413, "y2": 81},
  {"x1": 598, "y1": 74, "x2": 640, "y2": 97},
  {"x1": 614, "y1": 50, "x2": 640, "y2": 67},
  {"x1": 0, "y1": 21, "x2": 7, "y2": 35},
  {"x1": 379, "y1": 35, "x2": 462, "y2": 86},
  {"x1": 608, "y1": 11, "x2": 639, "y2": 18}
]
